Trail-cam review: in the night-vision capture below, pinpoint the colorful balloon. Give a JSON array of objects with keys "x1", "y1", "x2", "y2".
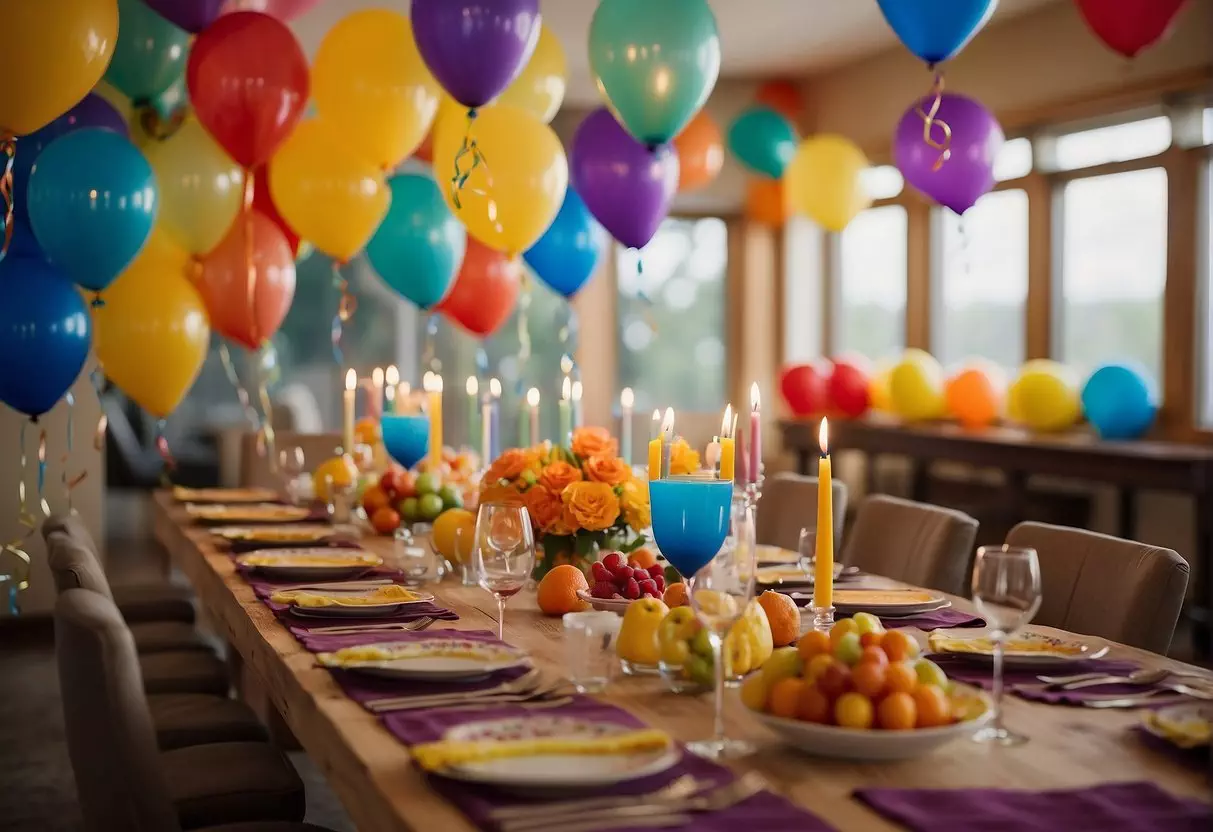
[
  {"x1": 195, "y1": 211, "x2": 296, "y2": 350},
  {"x1": 0, "y1": 0, "x2": 117, "y2": 137},
  {"x1": 1074, "y1": 0, "x2": 1188, "y2": 58},
  {"x1": 143, "y1": 118, "x2": 245, "y2": 256},
  {"x1": 0, "y1": 254, "x2": 91, "y2": 417},
  {"x1": 827, "y1": 359, "x2": 872, "y2": 419},
  {"x1": 433, "y1": 104, "x2": 567, "y2": 255},
  {"x1": 311, "y1": 9, "x2": 440, "y2": 170},
  {"x1": 889, "y1": 349, "x2": 947, "y2": 422},
  {"x1": 92, "y1": 230, "x2": 209, "y2": 417},
  {"x1": 744, "y1": 178, "x2": 789, "y2": 228},
  {"x1": 589, "y1": 0, "x2": 721, "y2": 145},
  {"x1": 269, "y1": 119, "x2": 391, "y2": 262},
  {"x1": 755, "y1": 80, "x2": 805, "y2": 124},
  {"x1": 27, "y1": 129, "x2": 157, "y2": 294},
  {"x1": 894, "y1": 93, "x2": 1003, "y2": 215},
  {"x1": 367, "y1": 173, "x2": 466, "y2": 311},
  {"x1": 221, "y1": 0, "x2": 319, "y2": 22},
  {"x1": 728, "y1": 107, "x2": 798, "y2": 178},
  {"x1": 945, "y1": 365, "x2": 1004, "y2": 429},
  {"x1": 869, "y1": 364, "x2": 893, "y2": 412},
  {"x1": 785, "y1": 135, "x2": 870, "y2": 232},
  {"x1": 437, "y1": 239, "x2": 522, "y2": 338},
  {"x1": 410, "y1": 0, "x2": 541, "y2": 109},
  {"x1": 523, "y1": 188, "x2": 607, "y2": 299},
  {"x1": 496, "y1": 24, "x2": 567, "y2": 124},
  {"x1": 875, "y1": 0, "x2": 998, "y2": 64},
  {"x1": 779, "y1": 364, "x2": 829, "y2": 417},
  {"x1": 104, "y1": 0, "x2": 190, "y2": 103},
  {"x1": 1081, "y1": 364, "x2": 1158, "y2": 440},
  {"x1": 250, "y1": 165, "x2": 300, "y2": 257},
  {"x1": 1008, "y1": 360, "x2": 1081, "y2": 433},
  {"x1": 672, "y1": 111, "x2": 724, "y2": 193},
  {"x1": 187, "y1": 11, "x2": 308, "y2": 168},
  {"x1": 571, "y1": 108, "x2": 679, "y2": 250},
  {"x1": 144, "y1": 0, "x2": 225, "y2": 33}
]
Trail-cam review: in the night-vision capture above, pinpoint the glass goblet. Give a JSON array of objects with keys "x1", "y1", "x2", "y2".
[
  {"x1": 473, "y1": 502, "x2": 535, "y2": 641},
  {"x1": 381, "y1": 414, "x2": 430, "y2": 470},
  {"x1": 278, "y1": 446, "x2": 306, "y2": 504}
]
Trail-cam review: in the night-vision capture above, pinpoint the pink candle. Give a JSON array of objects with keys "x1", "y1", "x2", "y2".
[
  {"x1": 749, "y1": 383, "x2": 762, "y2": 481},
  {"x1": 736, "y1": 420, "x2": 750, "y2": 484}
]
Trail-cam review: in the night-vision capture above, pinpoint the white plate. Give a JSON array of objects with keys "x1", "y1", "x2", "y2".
[
  {"x1": 317, "y1": 638, "x2": 528, "y2": 681},
  {"x1": 575, "y1": 589, "x2": 633, "y2": 614},
  {"x1": 437, "y1": 716, "x2": 680, "y2": 791},
  {"x1": 211, "y1": 525, "x2": 337, "y2": 545},
  {"x1": 1142, "y1": 701, "x2": 1212, "y2": 749},
  {"x1": 756, "y1": 562, "x2": 845, "y2": 586},
  {"x1": 832, "y1": 589, "x2": 951, "y2": 617},
  {"x1": 187, "y1": 503, "x2": 312, "y2": 523},
  {"x1": 285, "y1": 589, "x2": 435, "y2": 619},
  {"x1": 236, "y1": 548, "x2": 382, "y2": 581},
  {"x1": 927, "y1": 628, "x2": 1110, "y2": 668}
]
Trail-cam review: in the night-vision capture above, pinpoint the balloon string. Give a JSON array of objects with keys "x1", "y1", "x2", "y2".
[
  {"x1": 915, "y1": 70, "x2": 952, "y2": 172},
  {"x1": 421, "y1": 313, "x2": 440, "y2": 373},
  {"x1": 450, "y1": 109, "x2": 504, "y2": 237},
  {"x1": 242, "y1": 175, "x2": 260, "y2": 348},
  {"x1": 3, "y1": 421, "x2": 38, "y2": 614},
  {"x1": 219, "y1": 341, "x2": 260, "y2": 430},
  {"x1": 60, "y1": 391, "x2": 87, "y2": 512},
  {"x1": 635, "y1": 256, "x2": 659, "y2": 335},
  {"x1": 256, "y1": 344, "x2": 277, "y2": 475},
  {"x1": 90, "y1": 367, "x2": 108, "y2": 453},
  {"x1": 330, "y1": 260, "x2": 357, "y2": 366},
  {"x1": 0, "y1": 135, "x2": 15, "y2": 263},
  {"x1": 155, "y1": 419, "x2": 176, "y2": 487},
  {"x1": 517, "y1": 271, "x2": 533, "y2": 367}
]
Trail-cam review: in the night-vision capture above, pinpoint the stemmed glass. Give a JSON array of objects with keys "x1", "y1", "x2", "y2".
[
  {"x1": 797, "y1": 525, "x2": 817, "y2": 576},
  {"x1": 381, "y1": 414, "x2": 430, "y2": 470},
  {"x1": 473, "y1": 502, "x2": 535, "y2": 641},
  {"x1": 970, "y1": 545, "x2": 1043, "y2": 746},
  {"x1": 278, "y1": 446, "x2": 305, "y2": 504}
]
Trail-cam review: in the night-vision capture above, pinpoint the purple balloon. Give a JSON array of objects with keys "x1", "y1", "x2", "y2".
[
  {"x1": 571, "y1": 108, "x2": 679, "y2": 250},
  {"x1": 894, "y1": 92, "x2": 1004, "y2": 215},
  {"x1": 411, "y1": 0, "x2": 541, "y2": 109},
  {"x1": 142, "y1": 0, "x2": 226, "y2": 34}
]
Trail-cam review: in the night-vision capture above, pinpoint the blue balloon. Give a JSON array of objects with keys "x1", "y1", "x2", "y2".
[
  {"x1": 875, "y1": 0, "x2": 999, "y2": 65},
  {"x1": 0, "y1": 254, "x2": 91, "y2": 418},
  {"x1": 727, "y1": 106, "x2": 798, "y2": 178},
  {"x1": 523, "y1": 188, "x2": 607, "y2": 299},
  {"x1": 1081, "y1": 364, "x2": 1158, "y2": 440},
  {"x1": 366, "y1": 173, "x2": 465, "y2": 311},
  {"x1": 26, "y1": 128, "x2": 157, "y2": 294}
]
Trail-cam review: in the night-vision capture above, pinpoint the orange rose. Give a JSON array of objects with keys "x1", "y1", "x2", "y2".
[
  {"x1": 539, "y1": 460, "x2": 583, "y2": 494},
  {"x1": 547, "y1": 504, "x2": 580, "y2": 536},
  {"x1": 583, "y1": 454, "x2": 631, "y2": 486},
  {"x1": 571, "y1": 426, "x2": 619, "y2": 460},
  {"x1": 484, "y1": 448, "x2": 540, "y2": 485},
  {"x1": 522, "y1": 485, "x2": 564, "y2": 531},
  {"x1": 620, "y1": 478, "x2": 651, "y2": 530},
  {"x1": 479, "y1": 481, "x2": 523, "y2": 506},
  {"x1": 561, "y1": 480, "x2": 620, "y2": 532},
  {"x1": 669, "y1": 439, "x2": 701, "y2": 476}
]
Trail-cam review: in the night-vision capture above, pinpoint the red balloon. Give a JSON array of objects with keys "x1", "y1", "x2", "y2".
[
  {"x1": 828, "y1": 359, "x2": 871, "y2": 418},
  {"x1": 195, "y1": 210, "x2": 296, "y2": 349},
  {"x1": 250, "y1": 165, "x2": 301, "y2": 257},
  {"x1": 755, "y1": 80, "x2": 805, "y2": 124},
  {"x1": 1074, "y1": 0, "x2": 1188, "y2": 58},
  {"x1": 779, "y1": 364, "x2": 829, "y2": 417},
  {"x1": 436, "y1": 239, "x2": 521, "y2": 338},
  {"x1": 186, "y1": 12, "x2": 309, "y2": 168}
]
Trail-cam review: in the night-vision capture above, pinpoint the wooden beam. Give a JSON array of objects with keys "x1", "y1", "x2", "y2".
[
  {"x1": 906, "y1": 198, "x2": 932, "y2": 350},
  {"x1": 1162, "y1": 146, "x2": 1201, "y2": 433},
  {"x1": 1025, "y1": 172, "x2": 1054, "y2": 360}
]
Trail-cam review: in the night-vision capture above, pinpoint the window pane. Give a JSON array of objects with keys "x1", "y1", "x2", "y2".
[
  {"x1": 860, "y1": 165, "x2": 904, "y2": 200},
  {"x1": 1053, "y1": 116, "x2": 1171, "y2": 170},
  {"x1": 616, "y1": 217, "x2": 726, "y2": 413},
  {"x1": 1201, "y1": 158, "x2": 1213, "y2": 426},
  {"x1": 994, "y1": 137, "x2": 1032, "y2": 181},
  {"x1": 833, "y1": 206, "x2": 906, "y2": 360},
  {"x1": 934, "y1": 190, "x2": 1028, "y2": 369},
  {"x1": 784, "y1": 216, "x2": 824, "y2": 362},
  {"x1": 1204, "y1": 107, "x2": 1213, "y2": 145},
  {"x1": 1059, "y1": 168, "x2": 1167, "y2": 383}
]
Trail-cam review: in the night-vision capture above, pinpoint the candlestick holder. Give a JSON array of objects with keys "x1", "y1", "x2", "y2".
[
  {"x1": 740, "y1": 467, "x2": 765, "y2": 511},
  {"x1": 809, "y1": 601, "x2": 836, "y2": 633}
]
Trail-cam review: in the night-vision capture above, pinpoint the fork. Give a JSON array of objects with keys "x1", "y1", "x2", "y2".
[
  {"x1": 377, "y1": 695, "x2": 576, "y2": 715},
  {"x1": 305, "y1": 617, "x2": 435, "y2": 635},
  {"x1": 367, "y1": 677, "x2": 572, "y2": 713},
  {"x1": 364, "y1": 668, "x2": 542, "y2": 710},
  {"x1": 488, "y1": 776, "x2": 699, "y2": 822},
  {"x1": 272, "y1": 579, "x2": 392, "y2": 592}
]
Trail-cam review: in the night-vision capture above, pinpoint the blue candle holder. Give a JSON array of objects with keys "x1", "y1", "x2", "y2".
[
  {"x1": 381, "y1": 414, "x2": 430, "y2": 470},
  {"x1": 649, "y1": 477, "x2": 733, "y2": 578}
]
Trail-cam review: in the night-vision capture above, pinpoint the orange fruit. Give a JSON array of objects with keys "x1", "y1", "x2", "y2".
[
  {"x1": 370, "y1": 506, "x2": 401, "y2": 535},
  {"x1": 313, "y1": 455, "x2": 357, "y2": 502},
  {"x1": 877, "y1": 691, "x2": 917, "y2": 730},
  {"x1": 913, "y1": 684, "x2": 952, "y2": 728},
  {"x1": 860, "y1": 632, "x2": 884, "y2": 649},
  {"x1": 536, "y1": 564, "x2": 590, "y2": 616},
  {"x1": 432, "y1": 508, "x2": 476, "y2": 562},
  {"x1": 663, "y1": 582, "x2": 690, "y2": 608},
  {"x1": 768, "y1": 677, "x2": 806, "y2": 719},
  {"x1": 797, "y1": 630, "x2": 832, "y2": 663},
  {"x1": 757, "y1": 590, "x2": 801, "y2": 647},
  {"x1": 829, "y1": 618, "x2": 858, "y2": 648},
  {"x1": 797, "y1": 684, "x2": 832, "y2": 723},
  {"x1": 852, "y1": 661, "x2": 888, "y2": 699},
  {"x1": 885, "y1": 662, "x2": 918, "y2": 695},
  {"x1": 361, "y1": 484, "x2": 390, "y2": 515},
  {"x1": 627, "y1": 547, "x2": 658, "y2": 570},
  {"x1": 804, "y1": 653, "x2": 836, "y2": 683},
  {"x1": 858, "y1": 646, "x2": 889, "y2": 667},
  {"x1": 834, "y1": 692, "x2": 874, "y2": 729},
  {"x1": 880, "y1": 630, "x2": 916, "y2": 663}
]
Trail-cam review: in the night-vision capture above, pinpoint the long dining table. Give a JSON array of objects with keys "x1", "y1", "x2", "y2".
[{"x1": 150, "y1": 491, "x2": 1210, "y2": 831}]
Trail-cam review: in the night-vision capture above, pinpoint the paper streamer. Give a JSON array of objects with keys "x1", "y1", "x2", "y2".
[{"x1": 915, "y1": 71, "x2": 953, "y2": 171}]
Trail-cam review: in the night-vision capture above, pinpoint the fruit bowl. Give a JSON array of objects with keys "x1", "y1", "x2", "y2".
[{"x1": 576, "y1": 589, "x2": 634, "y2": 615}]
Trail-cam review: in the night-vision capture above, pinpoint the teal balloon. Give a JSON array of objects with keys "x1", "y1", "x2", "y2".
[
  {"x1": 1081, "y1": 364, "x2": 1158, "y2": 440},
  {"x1": 366, "y1": 173, "x2": 466, "y2": 311},
  {"x1": 589, "y1": 0, "x2": 721, "y2": 146},
  {"x1": 27, "y1": 129, "x2": 158, "y2": 294},
  {"x1": 728, "y1": 106, "x2": 798, "y2": 178},
  {"x1": 105, "y1": 0, "x2": 190, "y2": 103}
]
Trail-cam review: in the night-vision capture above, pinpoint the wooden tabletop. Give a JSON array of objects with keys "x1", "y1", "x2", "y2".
[{"x1": 150, "y1": 492, "x2": 1209, "y2": 832}]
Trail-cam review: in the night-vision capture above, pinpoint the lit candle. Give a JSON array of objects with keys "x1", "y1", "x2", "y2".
[
  {"x1": 425, "y1": 372, "x2": 443, "y2": 467},
  {"x1": 558, "y1": 377, "x2": 572, "y2": 446},
  {"x1": 718, "y1": 404, "x2": 735, "y2": 481},
  {"x1": 370, "y1": 367, "x2": 384, "y2": 421},
  {"x1": 650, "y1": 409, "x2": 661, "y2": 441},
  {"x1": 813, "y1": 418, "x2": 833, "y2": 612},
  {"x1": 488, "y1": 378, "x2": 501, "y2": 460},
  {"x1": 466, "y1": 376, "x2": 480, "y2": 454},
  {"x1": 571, "y1": 380, "x2": 584, "y2": 429},
  {"x1": 736, "y1": 415, "x2": 749, "y2": 483},
  {"x1": 648, "y1": 408, "x2": 675, "y2": 481},
  {"x1": 384, "y1": 365, "x2": 400, "y2": 414},
  {"x1": 527, "y1": 387, "x2": 541, "y2": 446},
  {"x1": 749, "y1": 383, "x2": 762, "y2": 482},
  {"x1": 342, "y1": 369, "x2": 357, "y2": 455},
  {"x1": 620, "y1": 388, "x2": 634, "y2": 466}
]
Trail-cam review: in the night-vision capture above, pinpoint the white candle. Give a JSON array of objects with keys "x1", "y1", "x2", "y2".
[
  {"x1": 488, "y1": 378, "x2": 501, "y2": 460},
  {"x1": 661, "y1": 407, "x2": 675, "y2": 478},
  {"x1": 571, "y1": 380, "x2": 583, "y2": 429},
  {"x1": 384, "y1": 365, "x2": 400, "y2": 414},
  {"x1": 620, "y1": 388, "x2": 634, "y2": 466},
  {"x1": 527, "y1": 387, "x2": 541, "y2": 446},
  {"x1": 370, "y1": 367, "x2": 384, "y2": 421},
  {"x1": 466, "y1": 376, "x2": 479, "y2": 454},
  {"x1": 558, "y1": 377, "x2": 572, "y2": 445},
  {"x1": 342, "y1": 369, "x2": 357, "y2": 454}
]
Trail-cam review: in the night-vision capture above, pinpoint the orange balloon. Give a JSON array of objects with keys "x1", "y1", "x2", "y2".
[
  {"x1": 756, "y1": 79, "x2": 804, "y2": 124},
  {"x1": 672, "y1": 111, "x2": 724, "y2": 193},
  {"x1": 195, "y1": 210, "x2": 296, "y2": 350},
  {"x1": 945, "y1": 367, "x2": 1004, "y2": 429},
  {"x1": 437, "y1": 238, "x2": 521, "y2": 338},
  {"x1": 745, "y1": 177, "x2": 789, "y2": 227},
  {"x1": 414, "y1": 129, "x2": 433, "y2": 163}
]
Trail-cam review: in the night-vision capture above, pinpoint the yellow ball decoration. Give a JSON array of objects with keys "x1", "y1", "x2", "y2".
[
  {"x1": 889, "y1": 349, "x2": 947, "y2": 422},
  {"x1": 785, "y1": 134, "x2": 871, "y2": 232},
  {"x1": 1008, "y1": 360, "x2": 1081, "y2": 432}
]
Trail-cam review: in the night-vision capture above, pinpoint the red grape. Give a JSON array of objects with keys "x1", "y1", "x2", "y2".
[
  {"x1": 646, "y1": 563, "x2": 664, "y2": 579},
  {"x1": 609, "y1": 562, "x2": 633, "y2": 580}
]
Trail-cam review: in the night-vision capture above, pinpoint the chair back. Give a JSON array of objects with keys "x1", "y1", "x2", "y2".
[
  {"x1": 756, "y1": 472, "x2": 849, "y2": 552},
  {"x1": 42, "y1": 512, "x2": 102, "y2": 558},
  {"x1": 1005, "y1": 521, "x2": 1189, "y2": 653},
  {"x1": 54, "y1": 589, "x2": 183, "y2": 832},
  {"x1": 43, "y1": 523, "x2": 113, "y2": 601},
  {"x1": 841, "y1": 495, "x2": 979, "y2": 596}
]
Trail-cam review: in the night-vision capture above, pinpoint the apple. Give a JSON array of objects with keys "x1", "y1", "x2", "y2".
[
  {"x1": 415, "y1": 472, "x2": 439, "y2": 496},
  {"x1": 418, "y1": 493, "x2": 444, "y2": 521}
]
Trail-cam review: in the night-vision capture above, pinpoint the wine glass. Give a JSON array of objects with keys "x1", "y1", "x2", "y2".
[
  {"x1": 381, "y1": 414, "x2": 430, "y2": 470},
  {"x1": 797, "y1": 525, "x2": 817, "y2": 576},
  {"x1": 278, "y1": 446, "x2": 305, "y2": 504},
  {"x1": 970, "y1": 545, "x2": 1043, "y2": 746},
  {"x1": 473, "y1": 502, "x2": 535, "y2": 641}
]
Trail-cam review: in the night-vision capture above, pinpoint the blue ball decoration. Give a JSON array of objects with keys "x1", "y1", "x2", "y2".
[{"x1": 1081, "y1": 363, "x2": 1158, "y2": 440}]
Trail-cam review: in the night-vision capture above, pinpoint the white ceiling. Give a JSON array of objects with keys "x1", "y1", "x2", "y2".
[{"x1": 291, "y1": 0, "x2": 1059, "y2": 106}]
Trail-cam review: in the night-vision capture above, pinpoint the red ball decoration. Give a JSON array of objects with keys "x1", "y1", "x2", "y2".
[
  {"x1": 828, "y1": 359, "x2": 871, "y2": 418},
  {"x1": 1073, "y1": 0, "x2": 1189, "y2": 58},
  {"x1": 779, "y1": 363, "x2": 829, "y2": 417}
]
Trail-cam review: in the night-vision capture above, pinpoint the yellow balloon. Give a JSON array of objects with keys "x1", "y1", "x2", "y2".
[
  {"x1": 311, "y1": 10, "x2": 440, "y2": 170},
  {"x1": 785, "y1": 134, "x2": 871, "y2": 232},
  {"x1": 1008, "y1": 360, "x2": 1081, "y2": 432},
  {"x1": 496, "y1": 26, "x2": 567, "y2": 124},
  {"x1": 0, "y1": 0, "x2": 117, "y2": 135},
  {"x1": 143, "y1": 118, "x2": 245, "y2": 256},
  {"x1": 433, "y1": 104, "x2": 568, "y2": 255},
  {"x1": 269, "y1": 119, "x2": 391, "y2": 262},
  {"x1": 93, "y1": 230, "x2": 209, "y2": 418},
  {"x1": 889, "y1": 349, "x2": 947, "y2": 422}
]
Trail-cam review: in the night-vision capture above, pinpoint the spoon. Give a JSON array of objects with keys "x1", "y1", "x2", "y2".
[{"x1": 1046, "y1": 668, "x2": 1169, "y2": 690}]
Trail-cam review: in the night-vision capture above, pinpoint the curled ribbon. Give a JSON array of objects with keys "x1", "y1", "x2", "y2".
[
  {"x1": 633, "y1": 256, "x2": 659, "y2": 335},
  {"x1": 90, "y1": 367, "x2": 108, "y2": 453},
  {"x1": 421, "y1": 313, "x2": 440, "y2": 373},
  {"x1": 0, "y1": 134, "x2": 15, "y2": 262},
  {"x1": 330, "y1": 260, "x2": 357, "y2": 367},
  {"x1": 242, "y1": 176, "x2": 260, "y2": 348},
  {"x1": 3, "y1": 421, "x2": 42, "y2": 615},
  {"x1": 60, "y1": 391, "x2": 87, "y2": 512},
  {"x1": 219, "y1": 341, "x2": 260, "y2": 430},
  {"x1": 914, "y1": 70, "x2": 952, "y2": 172},
  {"x1": 257, "y1": 342, "x2": 277, "y2": 475},
  {"x1": 449, "y1": 110, "x2": 504, "y2": 237},
  {"x1": 516, "y1": 272, "x2": 533, "y2": 367}
]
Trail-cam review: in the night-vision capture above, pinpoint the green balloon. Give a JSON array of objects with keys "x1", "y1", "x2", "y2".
[
  {"x1": 105, "y1": 0, "x2": 190, "y2": 103},
  {"x1": 589, "y1": 0, "x2": 721, "y2": 146}
]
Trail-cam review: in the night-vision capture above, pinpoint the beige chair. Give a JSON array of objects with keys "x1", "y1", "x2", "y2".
[
  {"x1": 1005, "y1": 521, "x2": 1189, "y2": 654},
  {"x1": 55, "y1": 589, "x2": 327, "y2": 831},
  {"x1": 841, "y1": 495, "x2": 979, "y2": 596},
  {"x1": 756, "y1": 473, "x2": 849, "y2": 552}
]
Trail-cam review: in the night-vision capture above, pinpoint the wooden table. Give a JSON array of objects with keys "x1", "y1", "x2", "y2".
[{"x1": 151, "y1": 492, "x2": 1209, "y2": 832}]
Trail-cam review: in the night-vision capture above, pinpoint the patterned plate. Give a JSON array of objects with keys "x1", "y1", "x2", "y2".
[{"x1": 317, "y1": 638, "x2": 528, "y2": 680}]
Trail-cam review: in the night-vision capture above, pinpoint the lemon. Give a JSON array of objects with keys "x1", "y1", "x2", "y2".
[
  {"x1": 314, "y1": 455, "x2": 357, "y2": 502},
  {"x1": 432, "y1": 508, "x2": 475, "y2": 562}
]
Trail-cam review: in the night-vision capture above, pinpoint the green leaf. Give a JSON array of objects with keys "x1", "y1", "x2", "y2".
[{"x1": 619, "y1": 534, "x2": 648, "y2": 554}]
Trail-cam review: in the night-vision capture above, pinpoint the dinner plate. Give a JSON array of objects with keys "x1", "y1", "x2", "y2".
[
  {"x1": 212, "y1": 525, "x2": 338, "y2": 546},
  {"x1": 832, "y1": 589, "x2": 950, "y2": 616},
  {"x1": 926, "y1": 629, "x2": 1110, "y2": 668},
  {"x1": 755, "y1": 545, "x2": 801, "y2": 565},
  {"x1": 316, "y1": 638, "x2": 529, "y2": 681},
  {"x1": 436, "y1": 717, "x2": 680, "y2": 791},
  {"x1": 173, "y1": 486, "x2": 279, "y2": 503},
  {"x1": 234, "y1": 547, "x2": 382, "y2": 581},
  {"x1": 755, "y1": 562, "x2": 845, "y2": 587},
  {"x1": 1142, "y1": 702, "x2": 1212, "y2": 749},
  {"x1": 278, "y1": 587, "x2": 435, "y2": 618},
  {"x1": 187, "y1": 503, "x2": 312, "y2": 524}
]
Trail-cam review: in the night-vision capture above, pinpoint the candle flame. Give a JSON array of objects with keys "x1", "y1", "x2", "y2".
[
  {"x1": 527, "y1": 387, "x2": 540, "y2": 407},
  {"x1": 560, "y1": 354, "x2": 574, "y2": 374},
  {"x1": 423, "y1": 372, "x2": 443, "y2": 393},
  {"x1": 433, "y1": 375, "x2": 444, "y2": 393},
  {"x1": 720, "y1": 404, "x2": 733, "y2": 438},
  {"x1": 751, "y1": 382, "x2": 761, "y2": 411},
  {"x1": 400, "y1": 382, "x2": 411, "y2": 398},
  {"x1": 651, "y1": 409, "x2": 661, "y2": 422},
  {"x1": 422, "y1": 371, "x2": 434, "y2": 389},
  {"x1": 621, "y1": 387, "x2": 634, "y2": 408},
  {"x1": 561, "y1": 376, "x2": 571, "y2": 400},
  {"x1": 571, "y1": 380, "x2": 583, "y2": 402},
  {"x1": 466, "y1": 376, "x2": 478, "y2": 396},
  {"x1": 489, "y1": 378, "x2": 502, "y2": 397},
  {"x1": 819, "y1": 417, "x2": 829, "y2": 455},
  {"x1": 384, "y1": 365, "x2": 399, "y2": 386},
  {"x1": 344, "y1": 369, "x2": 357, "y2": 391},
  {"x1": 371, "y1": 367, "x2": 384, "y2": 386},
  {"x1": 661, "y1": 407, "x2": 675, "y2": 437}
]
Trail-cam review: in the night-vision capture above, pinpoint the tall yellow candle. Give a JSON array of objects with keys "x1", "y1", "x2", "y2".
[
  {"x1": 341, "y1": 369, "x2": 357, "y2": 455},
  {"x1": 813, "y1": 418, "x2": 833, "y2": 611},
  {"x1": 425, "y1": 372, "x2": 443, "y2": 467},
  {"x1": 647, "y1": 408, "x2": 675, "y2": 481},
  {"x1": 718, "y1": 404, "x2": 735, "y2": 481}
]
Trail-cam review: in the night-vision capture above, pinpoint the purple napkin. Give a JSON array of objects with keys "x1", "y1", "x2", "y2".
[
  {"x1": 929, "y1": 655, "x2": 1151, "y2": 702},
  {"x1": 875, "y1": 609, "x2": 985, "y2": 631},
  {"x1": 246, "y1": 567, "x2": 407, "y2": 597},
  {"x1": 855, "y1": 781, "x2": 1210, "y2": 831},
  {"x1": 288, "y1": 609, "x2": 462, "y2": 650}
]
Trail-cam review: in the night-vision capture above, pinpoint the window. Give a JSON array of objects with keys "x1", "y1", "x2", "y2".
[
  {"x1": 1058, "y1": 168, "x2": 1168, "y2": 382},
  {"x1": 831, "y1": 205, "x2": 907, "y2": 360},
  {"x1": 1052, "y1": 115, "x2": 1171, "y2": 170},
  {"x1": 860, "y1": 165, "x2": 904, "y2": 200},
  {"x1": 933, "y1": 189, "x2": 1029, "y2": 369},
  {"x1": 616, "y1": 217, "x2": 727, "y2": 413},
  {"x1": 1200, "y1": 157, "x2": 1213, "y2": 426},
  {"x1": 784, "y1": 216, "x2": 824, "y2": 362},
  {"x1": 1203, "y1": 107, "x2": 1213, "y2": 145},
  {"x1": 994, "y1": 137, "x2": 1033, "y2": 181}
]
